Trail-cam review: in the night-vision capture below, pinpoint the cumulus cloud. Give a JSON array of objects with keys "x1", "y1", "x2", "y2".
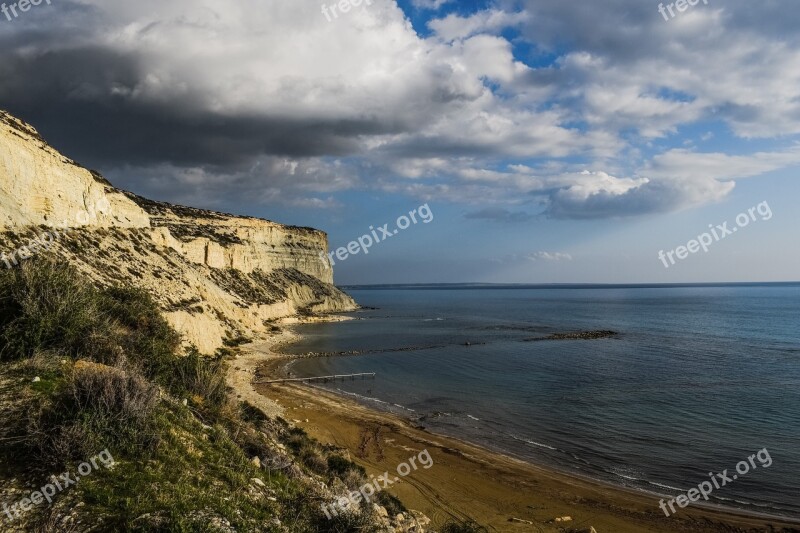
[
  {"x1": 429, "y1": 9, "x2": 530, "y2": 42},
  {"x1": 0, "y1": 0, "x2": 798, "y2": 219},
  {"x1": 0, "y1": 0, "x2": 572, "y2": 208},
  {"x1": 545, "y1": 173, "x2": 734, "y2": 219},
  {"x1": 515, "y1": 0, "x2": 800, "y2": 138}
]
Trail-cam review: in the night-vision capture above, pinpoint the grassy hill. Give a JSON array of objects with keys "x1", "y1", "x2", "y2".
[{"x1": 0, "y1": 260, "x2": 414, "y2": 532}]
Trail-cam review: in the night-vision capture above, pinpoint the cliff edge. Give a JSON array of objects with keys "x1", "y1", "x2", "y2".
[{"x1": 0, "y1": 110, "x2": 357, "y2": 353}]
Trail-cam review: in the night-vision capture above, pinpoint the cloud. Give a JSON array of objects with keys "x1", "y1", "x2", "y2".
[
  {"x1": 464, "y1": 207, "x2": 536, "y2": 223},
  {"x1": 0, "y1": 0, "x2": 569, "y2": 208},
  {"x1": 515, "y1": 0, "x2": 800, "y2": 138},
  {"x1": 109, "y1": 157, "x2": 358, "y2": 210},
  {"x1": 0, "y1": 0, "x2": 798, "y2": 219},
  {"x1": 495, "y1": 251, "x2": 573, "y2": 263},
  {"x1": 411, "y1": 0, "x2": 452, "y2": 10},
  {"x1": 642, "y1": 146, "x2": 800, "y2": 181},
  {"x1": 429, "y1": 9, "x2": 530, "y2": 42},
  {"x1": 545, "y1": 175, "x2": 734, "y2": 220},
  {"x1": 526, "y1": 252, "x2": 572, "y2": 262}
]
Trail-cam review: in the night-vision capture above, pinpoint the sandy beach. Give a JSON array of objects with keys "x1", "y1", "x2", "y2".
[{"x1": 237, "y1": 329, "x2": 800, "y2": 533}]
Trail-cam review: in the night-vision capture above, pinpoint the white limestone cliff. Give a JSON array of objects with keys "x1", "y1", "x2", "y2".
[{"x1": 0, "y1": 110, "x2": 357, "y2": 353}]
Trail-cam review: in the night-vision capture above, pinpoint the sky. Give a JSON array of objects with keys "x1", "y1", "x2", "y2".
[{"x1": 1, "y1": 0, "x2": 799, "y2": 284}]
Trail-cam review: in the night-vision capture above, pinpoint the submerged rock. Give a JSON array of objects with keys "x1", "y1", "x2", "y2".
[{"x1": 524, "y1": 330, "x2": 618, "y2": 341}]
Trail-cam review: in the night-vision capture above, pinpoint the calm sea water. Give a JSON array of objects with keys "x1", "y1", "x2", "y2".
[{"x1": 286, "y1": 285, "x2": 800, "y2": 518}]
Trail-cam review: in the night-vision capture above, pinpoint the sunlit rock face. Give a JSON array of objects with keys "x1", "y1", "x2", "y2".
[{"x1": 0, "y1": 110, "x2": 356, "y2": 353}]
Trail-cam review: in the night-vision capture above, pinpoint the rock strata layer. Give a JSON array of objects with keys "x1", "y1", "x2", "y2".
[{"x1": 0, "y1": 110, "x2": 357, "y2": 352}]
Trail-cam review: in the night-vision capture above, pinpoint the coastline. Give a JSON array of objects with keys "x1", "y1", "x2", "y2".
[{"x1": 239, "y1": 322, "x2": 800, "y2": 532}]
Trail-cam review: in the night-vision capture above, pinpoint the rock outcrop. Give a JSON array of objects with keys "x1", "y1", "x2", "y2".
[
  {"x1": 524, "y1": 330, "x2": 618, "y2": 342},
  {"x1": 0, "y1": 110, "x2": 357, "y2": 353}
]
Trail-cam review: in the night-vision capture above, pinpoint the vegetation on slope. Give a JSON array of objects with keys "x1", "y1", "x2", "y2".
[{"x1": 0, "y1": 260, "x2": 401, "y2": 532}]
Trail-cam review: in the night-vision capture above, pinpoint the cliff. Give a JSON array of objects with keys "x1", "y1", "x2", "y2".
[{"x1": 0, "y1": 110, "x2": 357, "y2": 353}]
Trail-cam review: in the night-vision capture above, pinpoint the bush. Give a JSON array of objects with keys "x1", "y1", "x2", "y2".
[
  {"x1": 97, "y1": 285, "x2": 182, "y2": 380},
  {"x1": 326, "y1": 455, "x2": 365, "y2": 478},
  {"x1": 0, "y1": 260, "x2": 408, "y2": 530},
  {"x1": 307, "y1": 503, "x2": 380, "y2": 533},
  {"x1": 168, "y1": 348, "x2": 229, "y2": 417},
  {"x1": 375, "y1": 491, "x2": 407, "y2": 517},
  {"x1": 0, "y1": 261, "x2": 228, "y2": 408},
  {"x1": 0, "y1": 261, "x2": 181, "y2": 372},
  {"x1": 0, "y1": 261, "x2": 111, "y2": 361},
  {"x1": 28, "y1": 360, "x2": 160, "y2": 466},
  {"x1": 239, "y1": 401, "x2": 268, "y2": 425}
]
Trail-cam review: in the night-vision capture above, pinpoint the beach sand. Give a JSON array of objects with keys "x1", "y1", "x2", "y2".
[{"x1": 237, "y1": 332, "x2": 800, "y2": 533}]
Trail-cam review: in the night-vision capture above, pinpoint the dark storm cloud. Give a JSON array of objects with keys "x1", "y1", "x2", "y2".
[
  {"x1": 1, "y1": 0, "x2": 798, "y2": 219},
  {"x1": 0, "y1": 47, "x2": 405, "y2": 170}
]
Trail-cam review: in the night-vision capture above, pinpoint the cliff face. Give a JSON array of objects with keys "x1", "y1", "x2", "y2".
[{"x1": 0, "y1": 110, "x2": 357, "y2": 353}]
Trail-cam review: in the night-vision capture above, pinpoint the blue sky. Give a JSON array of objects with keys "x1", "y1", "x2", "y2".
[{"x1": 1, "y1": 0, "x2": 799, "y2": 284}]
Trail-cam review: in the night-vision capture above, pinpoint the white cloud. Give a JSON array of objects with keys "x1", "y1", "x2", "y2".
[
  {"x1": 642, "y1": 146, "x2": 800, "y2": 181},
  {"x1": 2, "y1": 0, "x2": 799, "y2": 219},
  {"x1": 429, "y1": 9, "x2": 530, "y2": 42},
  {"x1": 526, "y1": 251, "x2": 572, "y2": 262},
  {"x1": 494, "y1": 251, "x2": 573, "y2": 263},
  {"x1": 411, "y1": 0, "x2": 452, "y2": 10}
]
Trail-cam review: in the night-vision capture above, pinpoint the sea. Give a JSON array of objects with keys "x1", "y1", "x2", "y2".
[{"x1": 284, "y1": 284, "x2": 800, "y2": 519}]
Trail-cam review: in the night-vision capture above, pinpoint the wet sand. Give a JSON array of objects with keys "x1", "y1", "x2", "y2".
[{"x1": 242, "y1": 333, "x2": 800, "y2": 533}]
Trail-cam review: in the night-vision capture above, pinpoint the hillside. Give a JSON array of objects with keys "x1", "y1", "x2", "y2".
[
  {"x1": 0, "y1": 111, "x2": 441, "y2": 532},
  {"x1": 0, "y1": 109, "x2": 357, "y2": 353}
]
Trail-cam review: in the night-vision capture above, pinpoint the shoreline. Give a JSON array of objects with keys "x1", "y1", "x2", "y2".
[{"x1": 238, "y1": 321, "x2": 800, "y2": 532}]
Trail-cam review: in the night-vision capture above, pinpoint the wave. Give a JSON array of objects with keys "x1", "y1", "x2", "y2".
[
  {"x1": 302, "y1": 344, "x2": 447, "y2": 358},
  {"x1": 333, "y1": 388, "x2": 388, "y2": 405},
  {"x1": 647, "y1": 481, "x2": 686, "y2": 492},
  {"x1": 508, "y1": 434, "x2": 557, "y2": 451}
]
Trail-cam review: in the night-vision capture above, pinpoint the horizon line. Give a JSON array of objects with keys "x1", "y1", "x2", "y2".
[{"x1": 339, "y1": 281, "x2": 800, "y2": 289}]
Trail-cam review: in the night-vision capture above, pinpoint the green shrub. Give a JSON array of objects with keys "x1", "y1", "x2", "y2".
[
  {"x1": 375, "y1": 490, "x2": 407, "y2": 517},
  {"x1": 0, "y1": 261, "x2": 181, "y2": 372},
  {"x1": 327, "y1": 455, "x2": 366, "y2": 479},
  {"x1": 306, "y1": 501, "x2": 380, "y2": 533},
  {"x1": 98, "y1": 285, "x2": 182, "y2": 380},
  {"x1": 0, "y1": 259, "x2": 408, "y2": 530},
  {"x1": 0, "y1": 261, "x2": 238, "y2": 464},
  {"x1": 0, "y1": 261, "x2": 110, "y2": 361},
  {"x1": 240, "y1": 401, "x2": 269, "y2": 425},
  {"x1": 223, "y1": 332, "x2": 252, "y2": 348},
  {"x1": 28, "y1": 360, "x2": 160, "y2": 466},
  {"x1": 168, "y1": 348, "x2": 229, "y2": 417}
]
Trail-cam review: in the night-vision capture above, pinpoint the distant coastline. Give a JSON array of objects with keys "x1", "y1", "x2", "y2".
[{"x1": 340, "y1": 281, "x2": 800, "y2": 290}]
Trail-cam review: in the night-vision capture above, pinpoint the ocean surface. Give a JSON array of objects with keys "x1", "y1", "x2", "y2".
[{"x1": 285, "y1": 284, "x2": 800, "y2": 518}]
